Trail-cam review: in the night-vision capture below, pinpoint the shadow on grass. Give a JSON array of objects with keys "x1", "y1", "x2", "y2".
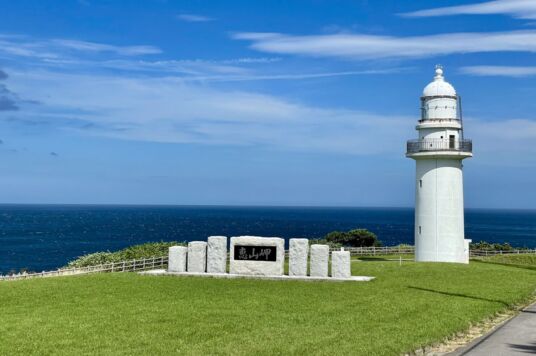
[
  {"x1": 357, "y1": 257, "x2": 390, "y2": 261},
  {"x1": 471, "y1": 259, "x2": 536, "y2": 272},
  {"x1": 508, "y1": 342, "x2": 536, "y2": 353},
  {"x1": 407, "y1": 286, "x2": 509, "y2": 307}
]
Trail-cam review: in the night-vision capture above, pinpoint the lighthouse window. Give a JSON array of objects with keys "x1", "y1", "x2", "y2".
[
  {"x1": 419, "y1": 226, "x2": 422, "y2": 234},
  {"x1": 419, "y1": 179, "x2": 422, "y2": 188}
]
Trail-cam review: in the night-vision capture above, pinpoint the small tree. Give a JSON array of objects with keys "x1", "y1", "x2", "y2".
[{"x1": 325, "y1": 229, "x2": 381, "y2": 247}]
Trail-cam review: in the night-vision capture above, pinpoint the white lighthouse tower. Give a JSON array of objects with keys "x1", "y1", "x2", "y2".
[{"x1": 406, "y1": 66, "x2": 472, "y2": 263}]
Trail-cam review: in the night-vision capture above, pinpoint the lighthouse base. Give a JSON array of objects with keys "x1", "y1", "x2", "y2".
[
  {"x1": 414, "y1": 158, "x2": 469, "y2": 264},
  {"x1": 415, "y1": 238, "x2": 471, "y2": 264}
]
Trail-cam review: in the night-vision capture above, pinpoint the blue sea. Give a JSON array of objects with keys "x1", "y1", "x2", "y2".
[{"x1": 1, "y1": 205, "x2": 535, "y2": 274}]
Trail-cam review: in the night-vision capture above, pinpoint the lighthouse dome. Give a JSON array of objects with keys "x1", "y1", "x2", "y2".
[
  {"x1": 421, "y1": 66, "x2": 458, "y2": 120},
  {"x1": 422, "y1": 66, "x2": 456, "y2": 97}
]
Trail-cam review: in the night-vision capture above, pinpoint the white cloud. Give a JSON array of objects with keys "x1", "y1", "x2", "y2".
[
  {"x1": 466, "y1": 118, "x2": 536, "y2": 165},
  {"x1": 233, "y1": 30, "x2": 536, "y2": 60},
  {"x1": 9, "y1": 68, "x2": 536, "y2": 161},
  {"x1": 51, "y1": 39, "x2": 161, "y2": 56},
  {"x1": 5, "y1": 69, "x2": 413, "y2": 155},
  {"x1": 177, "y1": 14, "x2": 213, "y2": 22},
  {"x1": 0, "y1": 33, "x2": 399, "y2": 82},
  {"x1": 0, "y1": 35, "x2": 161, "y2": 60},
  {"x1": 401, "y1": 0, "x2": 536, "y2": 20},
  {"x1": 460, "y1": 65, "x2": 536, "y2": 77}
]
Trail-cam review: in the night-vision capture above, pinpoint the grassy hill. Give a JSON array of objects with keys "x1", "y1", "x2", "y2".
[
  {"x1": 474, "y1": 253, "x2": 536, "y2": 270},
  {"x1": 1, "y1": 260, "x2": 535, "y2": 355}
]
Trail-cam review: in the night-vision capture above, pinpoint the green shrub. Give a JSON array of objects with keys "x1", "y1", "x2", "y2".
[
  {"x1": 308, "y1": 238, "x2": 342, "y2": 249},
  {"x1": 470, "y1": 240, "x2": 519, "y2": 251},
  {"x1": 66, "y1": 241, "x2": 185, "y2": 268},
  {"x1": 325, "y1": 229, "x2": 382, "y2": 247}
]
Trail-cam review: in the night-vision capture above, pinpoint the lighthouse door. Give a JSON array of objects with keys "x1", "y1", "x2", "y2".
[{"x1": 449, "y1": 135, "x2": 455, "y2": 149}]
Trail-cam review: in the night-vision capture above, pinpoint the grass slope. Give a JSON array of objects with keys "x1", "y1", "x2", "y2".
[
  {"x1": 1, "y1": 261, "x2": 535, "y2": 355},
  {"x1": 477, "y1": 253, "x2": 536, "y2": 269}
]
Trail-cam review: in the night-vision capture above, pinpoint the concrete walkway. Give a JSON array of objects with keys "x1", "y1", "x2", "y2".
[{"x1": 451, "y1": 302, "x2": 536, "y2": 355}]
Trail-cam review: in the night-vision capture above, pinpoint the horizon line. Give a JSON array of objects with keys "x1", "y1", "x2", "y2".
[{"x1": 0, "y1": 203, "x2": 534, "y2": 212}]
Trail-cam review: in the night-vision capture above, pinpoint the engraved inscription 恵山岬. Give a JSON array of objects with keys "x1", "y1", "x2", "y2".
[{"x1": 234, "y1": 245, "x2": 277, "y2": 261}]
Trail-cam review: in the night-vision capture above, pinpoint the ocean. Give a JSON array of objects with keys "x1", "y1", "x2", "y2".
[{"x1": 1, "y1": 205, "x2": 535, "y2": 274}]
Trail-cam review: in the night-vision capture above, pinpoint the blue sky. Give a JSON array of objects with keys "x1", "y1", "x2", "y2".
[{"x1": 1, "y1": 0, "x2": 536, "y2": 208}]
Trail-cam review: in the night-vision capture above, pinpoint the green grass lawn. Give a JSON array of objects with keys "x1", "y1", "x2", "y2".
[
  {"x1": 475, "y1": 253, "x2": 536, "y2": 270},
  {"x1": 1, "y1": 261, "x2": 535, "y2": 355}
]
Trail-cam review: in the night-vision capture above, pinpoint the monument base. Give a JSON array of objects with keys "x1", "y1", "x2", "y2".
[{"x1": 140, "y1": 269, "x2": 375, "y2": 282}]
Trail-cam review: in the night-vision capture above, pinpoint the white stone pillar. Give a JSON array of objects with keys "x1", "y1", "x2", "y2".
[
  {"x1": 310, "y1": 244, "x2": 329, "y2": 277},
  {"x1": 207, "y1": 236, "x2": 227, "y2": 273},
  {"x1": 332, "y1": 248, "x2": 351, "y2": 278},
  {"x1": 289, "y1": 238, "x2": 309, "y2": 276},
  {"x1": 187, "y1": 241, "x2": 207, "y2": 273},
  {"x1": 168, "y1": 245, "x2": 187, "y2": 272}
]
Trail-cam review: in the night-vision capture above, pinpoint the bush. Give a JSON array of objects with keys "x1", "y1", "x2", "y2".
[
  {"x1": 470, "y1": 241, "x2": 518, "y2": 251},
  {"x1": 308, "y1": 238, "x2": 342, "y2": 249},
  {"x1": 325, "y1": 229, "x2": 382, "y2": 247},
  {"x1": 66, "y1": 241, "x2": 185, "y2": 268}
]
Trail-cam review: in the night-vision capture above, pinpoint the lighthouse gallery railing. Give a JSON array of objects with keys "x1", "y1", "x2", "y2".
[{"x1": 406, "y1": 139, "x2": 472, "y2": 154}]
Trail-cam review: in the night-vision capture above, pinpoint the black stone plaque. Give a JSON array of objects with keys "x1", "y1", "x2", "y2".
[{"x1": 233, "y1": 245, "x2": 277, "y2": 261}]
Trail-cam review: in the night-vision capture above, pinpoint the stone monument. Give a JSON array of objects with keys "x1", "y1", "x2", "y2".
[
  {"x1": 230, "y1": 236, "x2": 285, "y2": 276},
  {"x1": 158, "y1": 236, "x2": 369, "y2": 282},
  {"x1": 289, "y1": 238, "x2": 309, "y2": 277},
  {"x1": 187, "y1": 241, "x2": 207, "y2": 273},
  {"x1": 331, "y1": 248, "x2": 351, "y2": 278},
  {"x1": 168, "y1": 245, "x2": 187, "y2": 273},
  {"x1": 207, "y1": 236, "x2": 227, "y2": 273},
  {"x1": 310, "y1": 244, "x2": 329, "y2": 277}
]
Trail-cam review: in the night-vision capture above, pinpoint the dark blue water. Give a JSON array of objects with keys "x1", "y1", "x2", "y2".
[{"x1": 1, "y1": 205, "x2": 535, "y2": 274}]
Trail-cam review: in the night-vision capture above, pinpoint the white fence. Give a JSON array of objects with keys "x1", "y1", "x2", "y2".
[
  {"x1": 329, "y1": 246, "x2": 415, "y2": 255},
  {"x1": 470, "y1": 249, "x2": 536, "y2": 257},
  {"x1": 330, "y1": 246, "x2": 536, "y2": 257},
  {"x1": 2, "y1": 247, "x2": 536, "y2": 281},
  {"x1": 0, "y1": 256, "x2": 168, "y2": 281}
]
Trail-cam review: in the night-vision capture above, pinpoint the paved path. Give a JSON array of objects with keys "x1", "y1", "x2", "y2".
[{"x1": 451, "y1": 303, "x2": 536, "y2": 355}]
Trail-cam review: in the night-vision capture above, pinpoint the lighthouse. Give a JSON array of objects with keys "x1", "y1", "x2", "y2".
[{"x1": 406, "y1": 66, "x2": 472, "y2": 263}]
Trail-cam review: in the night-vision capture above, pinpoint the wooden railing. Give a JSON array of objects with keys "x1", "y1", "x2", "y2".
[{"x1": 0, "y1": 256, "x2": 168, "y2": 281}]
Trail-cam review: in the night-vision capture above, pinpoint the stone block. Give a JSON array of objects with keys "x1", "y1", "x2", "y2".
[
  {"x1": 331, "y1": 249, "x2": 351, "y2": 278},
  {"x1": 230, "y1": 236, "x2": 285, "y2": 276},
  {"x1": 207, "y1": 236, "x2": 227, "y2": 273},
  {"x1": 168, "y1": 245, "x2": 187, "y2": 272},
  {"x1": 187, "y1": 241, "x2": 207, "y2": 273},
  {"x1": 463, "y1": 239, "x2": 472, "y2": 264},
  {"x1": 310, "y1": 244, "x2": 329, "y2": 277},
  {"x1": 289, "y1": 238, "x2": 309, "y2": 276}
]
